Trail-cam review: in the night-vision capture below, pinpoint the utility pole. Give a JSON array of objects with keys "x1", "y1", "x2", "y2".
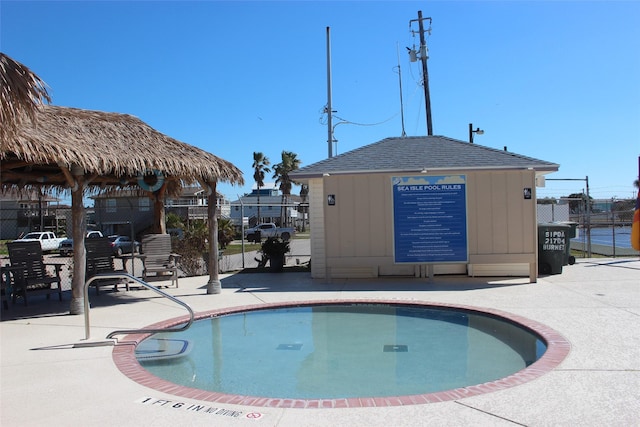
[
  {"x1": 410, "y1": 11, "x2": 433, "y2": 136},
  {"x1": 326, "y1": 26, "x2": 334, "y2": 158},
  {"x1": 395, "y1": 43, "x2": 407, "y2": 138}
]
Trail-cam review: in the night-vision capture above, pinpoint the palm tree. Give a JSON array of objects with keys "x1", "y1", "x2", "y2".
[
  {"x1": 252, "y1": 152, "x2": 270, "y2": 224},
  {"x1": 0, "y1": 52, "x2": 51, "y2": 143},
  {"x1": 273, "y1": 151, "x2": 301, "y2": 227},
  {"x1": 166, "y1": 212, "x2": 185, "y2": 230},
  {"x1": 217, "y1": 217, "x2": 236, "y2": 249}
]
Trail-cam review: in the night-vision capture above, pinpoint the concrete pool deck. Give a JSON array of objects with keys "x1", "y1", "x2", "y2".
[{"x1": 2, "y1": 257, "x2": 639, "y2": 426}]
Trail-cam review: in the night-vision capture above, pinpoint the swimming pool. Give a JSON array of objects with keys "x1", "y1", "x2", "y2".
[{"x1": 113, "y1": 300, "x2": 570, "y2": 408}]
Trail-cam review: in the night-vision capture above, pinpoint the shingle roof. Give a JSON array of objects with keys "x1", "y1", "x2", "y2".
[{"x1": 291, "y1": 136, "x2": 559, "y2": 179}]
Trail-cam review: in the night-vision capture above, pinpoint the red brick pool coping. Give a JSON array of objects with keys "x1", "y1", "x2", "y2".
[{"x1": 112, "y1": 299, "x2": 571, "y2": 408}]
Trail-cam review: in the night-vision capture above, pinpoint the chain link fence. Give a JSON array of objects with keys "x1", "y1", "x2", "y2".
[
  {"x1": 0, "y1": 205, "x2": 73, "y2": 290},
  {"x1": 0, "y1": 202, "x2": 312, "y2": 293},
  {"x1": 537, "y1": 197, "x2": 638, "y2": 258},
  {"x1": 2, "y1": 197, "x2": 635, "y2": 293}
]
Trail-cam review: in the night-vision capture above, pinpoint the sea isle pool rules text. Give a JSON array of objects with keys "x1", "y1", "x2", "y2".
[{"x1": 392, "y1": 175, "x2": 468, "y2": 263}]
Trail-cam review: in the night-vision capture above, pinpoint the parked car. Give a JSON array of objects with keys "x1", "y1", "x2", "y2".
[
  {"x1": 109, "y1": 235, "x2": 141, "y2": 256},
  {"x1": 244, "y1": 223, "x2": 295, "y2": 243},
  {"x1": 58, "y1": 230, "x2": 104, "y2": 256},
  {"x1": 15, "y1": 231, "x2": 65, "y2": 252}
]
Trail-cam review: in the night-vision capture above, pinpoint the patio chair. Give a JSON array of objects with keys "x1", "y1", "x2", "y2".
[
  {"x1": 141, "y1": 234, "x2": 180, "y2": 288},
  {"x1": 7, "y1": 241, "x2": 63, "y2": 306},
  {"x1": 85, "y1": 237, "x2": 128, "y2": 294}
]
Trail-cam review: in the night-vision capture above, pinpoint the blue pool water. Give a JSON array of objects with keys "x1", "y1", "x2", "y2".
[{"x1": 136, "y1": 303, "x2": 546, "y2": 399}]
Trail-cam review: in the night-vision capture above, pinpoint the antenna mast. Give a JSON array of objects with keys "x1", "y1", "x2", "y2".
[{"x1": 396, "y1": 43, "x2": 407, "y2": 137}]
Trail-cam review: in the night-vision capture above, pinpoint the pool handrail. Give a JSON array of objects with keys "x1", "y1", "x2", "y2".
[{"x1": 83, "y1": 272, "x2": 194, "y2": 340}]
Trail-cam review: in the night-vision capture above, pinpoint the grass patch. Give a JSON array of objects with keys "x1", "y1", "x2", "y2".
[
  {"x1": 222, "y1": 242, "x2": 261, "y2": 256},
  {"x1": 221, "y1": 234, "x2": 308, "y2": 256}
]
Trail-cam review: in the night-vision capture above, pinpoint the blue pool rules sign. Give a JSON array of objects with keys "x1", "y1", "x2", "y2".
[{"x1": 392, "y1": 175, "x2": 468, "y2": 263}]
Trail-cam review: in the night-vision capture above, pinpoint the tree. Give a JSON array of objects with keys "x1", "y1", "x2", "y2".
[
  {"x1": 170, "y1": 215, "x2": 236, "y2": 274},
  {"x1": 273, "y1": 151, "x2": 301, "y2": 227},
  {"x1": 172, "y1": 219, "x2": 208, "y2": 276},
  {"x1": 217, "y1": 217, "x2": 235, "y2": 249},
  {"x1": 166, "y1": 212, "x2": 184, "y2": 230},
  {"x1": 252, "y1": 152, "x2": 270, "y2": 224},
  {"x1": 537, "y1": 197, "x2": 557, "y2": 205},
  {"x1": 612, "y1": 199, "x2": 635, "y2": 223}
]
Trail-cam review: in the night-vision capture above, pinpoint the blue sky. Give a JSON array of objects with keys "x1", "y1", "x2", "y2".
[{"x1": 2, "y1": 1, "x2": 639, "y2": 202}]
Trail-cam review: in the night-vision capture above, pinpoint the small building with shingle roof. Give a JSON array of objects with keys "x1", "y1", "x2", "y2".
[{"x1": 290, "y1": 136, "x2": 559, "y2": 282}]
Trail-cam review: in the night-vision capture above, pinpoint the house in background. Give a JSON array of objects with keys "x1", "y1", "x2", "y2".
[
  {"x1": 92, "y1": 186, "x2": 230, "y2": 238},
  {"x1": 165, "y1": 186, "x2": 231, "y2": 221},
  {"x1": 0, "y1": 189, "x2": 68, "y2": 239},
  {"x1": 290, "y1": 136, "x2": 559, "y2": 283},
  {"x1": 92, "y1": 189, "x2": 154, "y2": 238},
  {"x1": 230, "y1": 183, "x2": 302, "y2": 228}
]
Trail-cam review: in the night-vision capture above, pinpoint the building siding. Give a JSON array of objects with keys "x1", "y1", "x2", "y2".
[{"x1": 313, "y1": 170, "x2": 538, "y2": 281}]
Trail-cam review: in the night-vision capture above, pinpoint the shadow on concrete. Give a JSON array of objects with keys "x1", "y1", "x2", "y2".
[
  {"x1": 1, "y1": 290, "x2": 73, "y2": 321},
  {"x1": 582, "y1": 259, "x2": 640, "y2": 270},
  {"x1": 221, "y1": 271, "x2": 531, "y2": 294},
  {"x1": 2, "y1": 271, "x2": 531, "y2": 322},
  {"x1": 0, "y1": 285, "x2": 187, "y2": 321}
]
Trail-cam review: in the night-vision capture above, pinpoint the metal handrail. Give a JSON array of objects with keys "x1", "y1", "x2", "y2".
[{"x1": 83, "y1": 272, "x2": 194, "y2": 340}]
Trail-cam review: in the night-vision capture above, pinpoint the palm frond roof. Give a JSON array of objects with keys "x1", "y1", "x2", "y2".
[{"x1": 1, "y1": 105, "x2": 244, "y2": 190}]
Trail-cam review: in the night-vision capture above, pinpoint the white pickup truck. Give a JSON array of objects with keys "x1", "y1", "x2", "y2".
[
  {"x1": 15, "y1": 231, "x2": 66, "y2": 252},
  {"x1": 244, "y1": 223, "x2": 295, "y2": 243}
]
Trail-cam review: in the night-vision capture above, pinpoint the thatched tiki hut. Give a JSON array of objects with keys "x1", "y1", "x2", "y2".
[
  {"x1": 1, "y1": 105, "x2": 243, "y2": 314},
  {"x1": 0, "y1": 53, "x2": 51, "y2": 142}
]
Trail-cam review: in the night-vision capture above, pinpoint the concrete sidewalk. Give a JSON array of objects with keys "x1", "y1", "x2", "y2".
[{"x1": 1, "y1": 257, "x2": 638, "y2": 426}]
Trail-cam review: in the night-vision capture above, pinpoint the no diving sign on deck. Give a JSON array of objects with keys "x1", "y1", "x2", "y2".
[
  {"x1": 137, "y1": 397, "x2": 264, "y2": 420},
  {"x1": 392, "y1": 175, "x2": 468, "y2": 263}
]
